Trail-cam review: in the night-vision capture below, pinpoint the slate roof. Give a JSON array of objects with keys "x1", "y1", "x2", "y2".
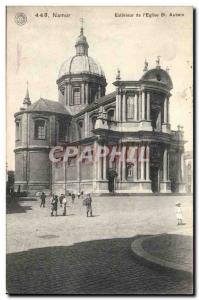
[
  {"x1": 27, "y1": 98, "x2": 71, "y2": 115},
  {"x1": 74, "y1": 91, "x2": 116, "y2": 116}
]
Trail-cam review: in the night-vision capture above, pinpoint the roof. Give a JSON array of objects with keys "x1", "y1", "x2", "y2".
[
  {"x1": 27, "y1": 98, "x2": 71, "y2": 115},
  {"x1": 75, "y1": 91, "x2": 116, "y2": 116},
  {"x1": 141, "y1": 68, "x2": 173, "y2": 89},
  {"x1": 58, "y1": 55, "x2": 105, "y2": 79}
]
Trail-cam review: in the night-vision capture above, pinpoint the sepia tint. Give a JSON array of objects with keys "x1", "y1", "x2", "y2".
[{"x1": 6, "y1": 6, "x2": 193, "y2": 295}]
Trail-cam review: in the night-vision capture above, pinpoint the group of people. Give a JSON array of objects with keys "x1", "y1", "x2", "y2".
[
  {"x1": 40, "y1": 191, "x2": 184, "y2": 224},
  {"x1": 39, "y1": 191, "x2": 93, "y2": 217}
]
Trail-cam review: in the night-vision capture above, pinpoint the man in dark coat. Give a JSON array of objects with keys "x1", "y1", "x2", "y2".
[
  {"x1": 40, "y1": 192, "x2": 46, "y2": 208},
  {"x1": 51, "y1": 195, "x2": 58, "y2": 216},
  {"x1": 86, "y1": 193, "x2": 93, "y2": 217}
]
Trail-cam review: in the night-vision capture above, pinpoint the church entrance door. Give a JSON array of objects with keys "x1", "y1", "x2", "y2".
[
  {"x1": 108, "y1": 177, "x2": 115, "y2": 193},
  {"x1": 150, "y1": 166, "x2": 160, "y2": 193}
]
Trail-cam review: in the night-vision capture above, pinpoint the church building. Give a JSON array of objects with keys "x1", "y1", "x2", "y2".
[{"x1": 14, "y1": 25, "x2": 186, "y2": 195}]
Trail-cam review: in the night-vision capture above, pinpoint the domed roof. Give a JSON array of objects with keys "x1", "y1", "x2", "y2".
[
  {"x1": 141, "y1": 68, "x2": 173, "y2": 89},
  {"x1": 58, "y1": 26, "x2": 105, "y2": 80},
  {"x1": 58, "y1": 55, "x2": 105, "y2": 79}
]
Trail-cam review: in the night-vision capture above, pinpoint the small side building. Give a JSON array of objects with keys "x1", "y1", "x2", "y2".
[{"x1": 14, "y1": 91, "x2": 71, "y2": 195}]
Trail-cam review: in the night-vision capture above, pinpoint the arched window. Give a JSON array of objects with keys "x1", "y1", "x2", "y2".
[
  {"x1": 90, "y1": 87, "x2": 97, "y2": 103},
  {"x1": 58, "y1": 120, "x2": 67, "y2": 142},
  {"x1": 15, "y1": 121, "x2": 21, "y2": 140},
  {"x1": 73, "y1": 87, "x2": 81, "y2": 105},
  {"x1": 127, "y1": 164, "x2": 133, "y2": 177},
  {"x1": 91, "y1": 116, "x2": 97, "y2": 130},
  {"x1": 107, "y1": 109, "x2": 115, "y2": 127},
  {"x1": 78, "y1": 120, "x2": 84, "y2": 139},
  {"x1": 34, "y1": 119, "x2": 46, "y2": 140},
  {"x1": 107, "y1": 109, "x2": 115, "y2": 121}
]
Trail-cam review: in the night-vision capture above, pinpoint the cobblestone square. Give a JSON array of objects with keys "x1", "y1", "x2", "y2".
[{"x1": 6, "y1": 195, "x2": 193, "y2": 294}]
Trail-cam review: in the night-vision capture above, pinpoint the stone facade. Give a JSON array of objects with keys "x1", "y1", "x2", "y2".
[
  {"x1": 14, "y1": 26, "x2": 186, "y2": 195},
  {"x1": 183, "y1": 151, "x2": 193, "y2": 193}
]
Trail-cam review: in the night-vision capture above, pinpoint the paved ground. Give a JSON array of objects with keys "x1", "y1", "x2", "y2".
[
  {"x1": 131, "y1": 234, "x2": 193, "y2": 274},
  {"x1": 6, "y1": 195, "x2": 193, "y2": 294},
  {"x1": 142, "y1": 234, "x2": 193, "y2": 271}
]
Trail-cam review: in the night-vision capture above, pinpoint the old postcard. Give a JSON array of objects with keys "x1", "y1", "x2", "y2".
[{"x1": 6, "y1": 6, "x2": 194, "y2": 295}]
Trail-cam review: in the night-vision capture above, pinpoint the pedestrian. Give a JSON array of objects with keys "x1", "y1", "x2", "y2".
[
  {"x1": 77, "y1": 192, "x2": 80, "y2": 199},
  {"x1": 176, "y1": 202, "x2": 183, "y2": 225},
  {"x1": 40, "y1": 192, "x2": 46, "y2": 208},
  {"x1": 59, "y1": 194, "x2": 64, "y2": 207},
  {"x1": 71, "y1": 193, "x2": 75, "y2": 205},
  {"x1": 50, "y1": 195, "x2": 55, "y2": 216},
  {"x1": 84, "y1": 193, "x2": 93, "y2": 217},
  {"x1": 51, "y1": 195, "x2": 58, "y2": 216},
  {"x1": 62, "y1": 196, "x2": 67, "y2": 216}
]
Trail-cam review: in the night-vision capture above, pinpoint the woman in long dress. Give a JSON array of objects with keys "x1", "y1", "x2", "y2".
[{"x1": 176, "y1": 202, "x2": 183, "y2": 225}]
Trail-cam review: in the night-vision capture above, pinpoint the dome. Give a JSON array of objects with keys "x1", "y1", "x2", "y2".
[
  {"x1": 141, "y1": 68, "x2": 173, "y2": 90},
  {"x1": 58, "y1": 55, "x2": 105, "y2": 79},
  {"x1": 58, "y1": 26, "x2": 106, "y2": 80}
]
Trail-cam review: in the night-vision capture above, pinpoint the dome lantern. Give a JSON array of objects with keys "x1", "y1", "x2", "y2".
[{"x1": 75, "y1": 18, "x2": 89, "y2": 56}]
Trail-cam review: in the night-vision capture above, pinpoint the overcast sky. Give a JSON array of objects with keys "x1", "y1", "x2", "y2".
[{"x1": 6, "y1": 6, "x2": 193, "y2": 170}]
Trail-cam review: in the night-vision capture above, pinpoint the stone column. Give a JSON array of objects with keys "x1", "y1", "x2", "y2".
[
  {"x1": 140, "y1": 144, "x2": 145, "y2": 180},
  {"x1": 77, "y1": 147, "x2": 81, "y2": 193},
  {"x1": 68, "y1": 84, "x2": 71, "y2": 105},
  {"x1": 117, "y1": 144, "x2": 121, "y2": 181},
  {"x1": 118, "y1": 91, "x2": 122, "y2": 121},
  {"x1": 116, "y1": 89, "x2": 119, "y2": 121},
  {"x1": 142, "y1": 91, "x2": 145, "y2": 120},
  {"x1": 81, "y1": 83, "x2": 85, "y2": 104},
  {"x1": 98, "y1": 157, "x2": 102, "y2": 180},
  {"x1": 134, "y1": 94, "x2": 138, "y2": 121},
  {"x1": 146, "y1": 144, "x2": 150, "y2": 180},
  {"x1": 84, "y1": 112, "x2": 89, "y2": 137},
  {"x1": 147, "y1": 92, "x2": 150, "y2": 120},
  {"x1": 131, "y1": 145, "x2": 138, "y2": 181},
  {"x1": 181, "y1": 152, "x2": 184, "y2": 182},
  {"x1": 64, "y1": 86, "x2": 67, "y2": 105},
  {"x1": 167, "y1": 98, "x2": 170, "y2": 124},
  {"x1": 122, "y1": 145, "x2": 126, "y2": 181},
  {"x1": 85, "y1": 83, "x2": 89, "y2": 104},
  {"x1": 163, "y1": 147, "x2": 168, "y2": 181},
  {"x1": 167, "y1": 151, "x2": 170, "y2": 180},
  {"x1": 175, "y1": 151, "x2": 185, "y2": 193},
  {"x1": 139, "y1": 91, "x2": 142, "y2": 120},
  {"x1": 93, "y1": 141, "x2": 98, "y2": 181},
  {"x1": 103, "y1": 146, "x2": 107, "y2": 180},
  {"x1": 164, "y1": 96, "x2": 168, "y2": 123},
  {"x1": 157, "y1": 110, "x2": 161, "y2": 130},
  {"x1": 98, "y1": 86, "x2": 101, "y2": 98},
  {"x1": 134, "y1": 146, "x2": 138, "y2": 180},
  {"x1": 122, "y1": 93, "x2": 126, "y2": 122}
]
